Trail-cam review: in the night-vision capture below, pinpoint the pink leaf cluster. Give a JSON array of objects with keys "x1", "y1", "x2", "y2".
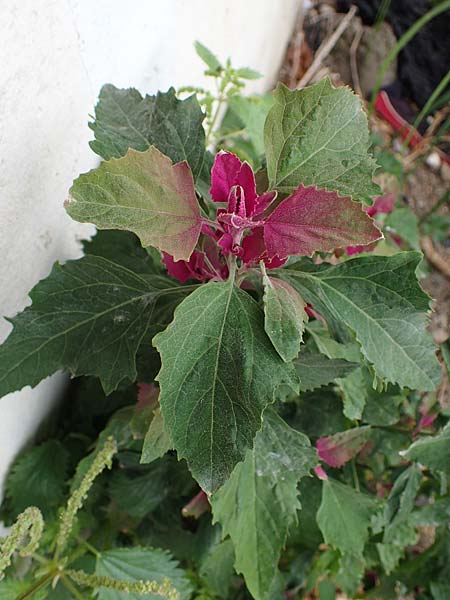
[
  {"x1": 163, "y1": 151, "x2": 381, "y2": 283},
  {"x1": 316, "y1": 428, "x2": 370, "y2": 468}
]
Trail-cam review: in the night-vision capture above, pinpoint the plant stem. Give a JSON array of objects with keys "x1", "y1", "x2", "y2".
[
  {"x1": 31, "y1": 552, "x2": 50, "y2": 565},
  {"x1": 228, "y1": 255, "x2": 237, "y2": 284},
  {"x1": 351, "y1": 458, "x2": 360, "y2": 492},
  {"x1": 205, "y1": 94, "x2": 226, "y2": 148},
  {"x1": 61, "y1": 573, "x2": 86, "y2": 600},
  {"x1": 16, "y1": 571, "x2": 54, "y2": 600},
  {"x1": 76, "y1": 534, "x2": 101, "y2": 558}
]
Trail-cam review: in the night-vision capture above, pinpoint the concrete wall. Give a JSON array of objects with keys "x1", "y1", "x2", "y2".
[{"x1": 0, "y1": 0, "x2": 300, "y2": 502}]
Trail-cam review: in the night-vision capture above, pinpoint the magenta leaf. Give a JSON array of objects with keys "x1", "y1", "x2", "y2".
[
  {"x1": 67, "y1": 147, "x2": 202, "y2": 261},
  {"x1": 210, "y1": 151, "x2": 257, "y2": 212},
  {"x1": 241, "y1": 228, "x2": 286, "y2": 268},
  {"x1": 210, "y1": 151, "x2": 244, "y2": 203},
  {"x1": 313, "y1": 465, "x2": 328, "y2": 481},
  {"x1": 264, "y1": 185, "x2": 382, "y2": 259},
  {"x1": 366, "y1": 193, "x2": 395, "y2": 218},
  {"x1": 136, "y1": 383, "x2": 159, "y2": 411},
  {"x1": 316, "y1": 426, "x2": 371, "y2": 468},
  {"x1": 162, "y1": 251, "x2": 207, "y2": 283}
]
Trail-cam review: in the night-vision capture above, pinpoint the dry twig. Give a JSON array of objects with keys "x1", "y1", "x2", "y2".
[
  {"x1": 297, "y1": 5, "x2": 357, "y2": 88},
  {"x1": 350, "y1": 23, "x2": 363, "y2": 97},
  {"x1": 421, "y1": 236, "x2": 450, "y2": 280}
]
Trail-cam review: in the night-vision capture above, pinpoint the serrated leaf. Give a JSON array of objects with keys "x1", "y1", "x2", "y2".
[
  {"x1": 383, "y1": 465, "x2": 422, "y2": 544},
  {"x1": 211, "y1": 410, "x2": 317, "y2": 600},
  {"x1": 194, "y1": 41, "x2": 222, "y2": 71},
  {"x1": 317, "y1": 478, "x2": 375, "y2": 557},
  {"x1": 0, "y1": 255, "x2": 190, "y2": 397},
  {"x1": 362, "y1": 384, "x2": 404, "y2": 426},
  {"x1": 199, "y1": 539, "x2": 235, "y2": 597},
  {"x1": 404, "y1": 421, "x2": 450, "y2": 474},
  {"x1": 335, "y1": 553, "x2": 365, "y2": 596},
  {"x1": 90, "y1": 85, "x2": 205, "y2": 180},
  {"x1": 95, "y1": 547, "x2": 192, "y2": 600},
  {"x1": 4, "y1": 440, "x2": 68, "y2": 518},
  {"x1": 153, "y1": 280, "x2": 298, "y2": 493},
  {"x1": 264, "y1": 185, "x2": 381, "y2": 259},
  {"x1": 279, "y1": 252, "x2": 441, "y2": 391},
  {"x1": 262, "y1": 275, "x2": 307, "y2": 362},
  {"x1": 67, "y1": 146, "x2": 202, "y2": 261},
  {"x1": 141, "y1": 408, "x2": 172, "y2": 464},
  {"x1": 108, "y1": 458, "x2": 172, "y2": 519},
  {"x1": 295, "y1": 352, "x2": 359, "y2": 392},
  {"x1": 338, "y1": 366, "x2": 369, "y2": 420},
  {"x1": 264, "y1": 79, "x2": 380, "y2": 201},
  {"x1": 306, "y1": 322, "x2": 368, "y2": 419},
  {"x1": 377, "y1": 521, "x2": 418, "y2": 574},
  {"x1": 317, "y1": 426, "x2": 371, "y2": 468}
]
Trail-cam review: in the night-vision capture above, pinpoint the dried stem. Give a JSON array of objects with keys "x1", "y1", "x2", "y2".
[{"x1": 297, "y1": 5, "x2": 357, "y2": 88}]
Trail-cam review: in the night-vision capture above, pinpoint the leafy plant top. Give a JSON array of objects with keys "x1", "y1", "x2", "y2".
[{"x1": 0, "y1": 47, "x2": 446, "y2": 600}]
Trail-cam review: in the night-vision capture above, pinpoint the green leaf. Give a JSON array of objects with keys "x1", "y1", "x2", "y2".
[
  {"x1": 362, "y1": 384, "x2": 404, "y2": 426},
  {"x1": 108, "y1": 458, "x2": 173, "y2": 520},
  {"x1": 338, "y1": 366, "x2": 369, "y2": 420},
  {"x1": 403, "y1": 422, "x2": 450, "y2": 474},
  {"x1": 228, "y1": 95, "x2": 273, "y2": 157},
  {"x1": 0, "y1": 255, "x2": 190, "y2": 397},
  {"x1": 307, "y1": 322, "x2": 368, "y2": 418},
  {"x1": 279, "y1": 252, "x2": 441, "y2": 391},
  {"x1": 262, "y1": 274, "x2": 307, "y2": 362},
  {"x1": 377, "y1": 521, "x2": 418, "y2": 574},
  {"x1": 153, "y1": 280, "x2": 298, "y2": 493},
  {"x1": 431, "y1": 582, "x2": 450, "y2": 600},
  {"x1": 292, "y1": 389, "x2": 347, "y2": 438},
  {"x1": 385, "y1": 207, "x2": 420, "y2": 251},
  {"x1": 194, "y1": 41, "x2": 222, "y2": 71},
  {"x1": 411, "y1": 498, "x2": 450, "y2": 527},
  {"x1": 211, "y1": 410, "x2": 317, "y2": 600},
  {"x1": 234, "y1": 67, "x2": 263, "y2": 80},
  {"x1": 295, "y1": 352, "x2": 359, "y2": 392},
  {"x1": 84, "y1": 230, "x2": 162, "y2": 274},
  {"x1": 70, "y1": 406, "x2": 136, "y2": 493},
  {"x1": 90, "y1": 85, "x2": 205, "y2": 180},
  {"x1": 264, "y1": 79, "x2": 380, "y2": 201},
  {"x1": 317, "y1": 579, "x2": 336, "y2": 600},
  {"x1": 199, "y1": 539, "x2": 235, "y2": 597},
  {"x1": 317, "y1": 478, "x2": 375, "y2": 557},
  {"x1": 383, "y1": 465, "x2": 422, "y2": 544},
  {"x1": 335, "y1": 553, "x2": 365, "y2": 596},
  {"x1": 4, "y1": 440, "x2": 68, "y2": 518},
  {"x1": 67, "y1": 146, "x2": 202, "y2": 261},
  {"x1": 141, "y1": 408, "x2": 172, "y2": 464},
  {"x1": 95, "y1": 547, "x2": 192, "y2": 600},
  {"x1": 0, "y1": 580, "x2": 47, "y2": 600}
]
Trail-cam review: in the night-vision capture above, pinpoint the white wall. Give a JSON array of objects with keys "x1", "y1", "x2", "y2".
[{"x1": 0, "y1": 0, "x2": 300, "y2": 503}]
